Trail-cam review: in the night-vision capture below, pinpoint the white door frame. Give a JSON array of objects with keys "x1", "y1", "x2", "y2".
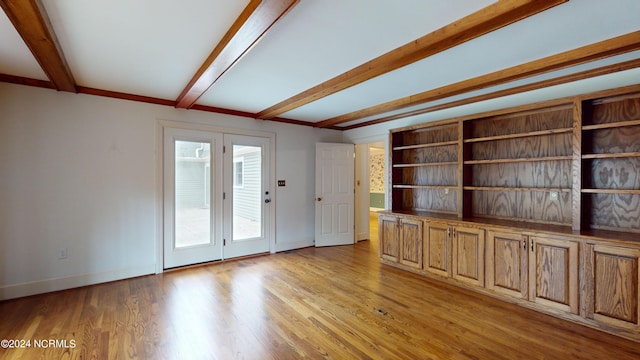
[
  {"x1": 354, "y1": 144, "x2": 370, "y2": 242},
  {"x1": 155, "y1": 120, "x2": 276, "y2": 273},
  {"x1": 350, "y1": 136, "x2": 388, "y2": 244}
]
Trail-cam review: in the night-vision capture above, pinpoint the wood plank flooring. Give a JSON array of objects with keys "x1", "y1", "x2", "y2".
[{"x1": 2, "y1": 234, "x2": 640, "y2": 359}]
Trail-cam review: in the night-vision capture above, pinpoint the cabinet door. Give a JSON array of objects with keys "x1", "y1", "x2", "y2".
[
  {"x1": 399, "y1": 218, "x2": 423, "y2": 269},
  {"x1": 586, "y1": 244, "x2": 640, "y2": 330},
  {"x1": 379, "y1": 215, "x2": 399, "y2": 262},
  {"x1": 424, "y1": 222, "x2": 451, "y2": 277},
  {"x1": 529, "y1": 236, "x2": 579, "y2": 314},
  {"x1": 452, "y1": 226, "x2": 485, "y2": 287},
  {"x1": 486, "y1": 230, "x2": 528, "y2": 299}
]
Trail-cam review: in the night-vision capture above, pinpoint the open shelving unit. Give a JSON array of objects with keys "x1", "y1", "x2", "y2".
[
  {"x1": 388, "y1": 86, "x2": 640, "y2": 236},
  {"x1": 390, "y1": 120, "x2": 459, "y2": 215},
  {"x1": 580, "y1": 94, "x2": 640, "y2": 233},
  {"x1": 461, "y1": 105, "x2": 574, "y2": 227}
]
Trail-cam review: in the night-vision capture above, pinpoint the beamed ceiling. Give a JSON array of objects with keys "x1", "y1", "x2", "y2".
[{"x1": 1, "y1": 0, "x2": 639, "y2": 130}]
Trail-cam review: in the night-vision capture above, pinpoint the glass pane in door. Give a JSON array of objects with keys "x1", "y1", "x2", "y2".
[
  {"x1": 175, "y1": 140, "x2": 211, "y2": 248},
  {"x1": 233, "y1": 145, "x2": 262, "y2": 240}
]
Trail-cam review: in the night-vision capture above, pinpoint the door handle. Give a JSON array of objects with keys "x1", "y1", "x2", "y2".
[{"x1": 264, "y1": 199, "x2": 271, "y2": 204}]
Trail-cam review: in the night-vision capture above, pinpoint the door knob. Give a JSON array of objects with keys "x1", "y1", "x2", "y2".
[{"x1": 264, "y1": 199, "x2": 271, "y2": 204}]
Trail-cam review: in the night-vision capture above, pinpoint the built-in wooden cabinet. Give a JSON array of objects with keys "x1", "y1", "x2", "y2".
[
  {"x1": 380, "y1": 85, "x2": 640, "y2": 342},
  {"x1": 452, "y1": 225, "x2": 485, "y2": 287},
  {"x1": 378, "y1": 214, "x2": 423, "y2": 269},
  {"x1": 485, "y1": 230, "x2": 580, "y2": 315},
  {"x1": 424, "y1": 221, "x2": 485, "y2": 286},
  {"x1": 379, "y1": 214, "x2": 399, "y2": 262},
  {"x1": 585, "y1": 243, "x2": 640, "y2": 330},
  {"x1": 424, "y1": 222, "x2": 452, "y2": 277},
  {"x1": 529, "y1": 235, "x2": 579, "y2": 315},
  {"x1": 399, "y1": 218, "x2": 423, "y2": 269},
  {"x1": 486, "y1": 230, "x2": 528, "y2": 299}
]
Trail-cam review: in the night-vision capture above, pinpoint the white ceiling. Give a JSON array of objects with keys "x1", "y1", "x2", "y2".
[
  {"x1": 41, "y1": 0, "x2": 251, "y2": 99},
  {"x1": 1, "y1": 0, "x2": 639, "y2": 130},
  {"x1": 197, "y1": 0, "x2": 494, "y2": 112},
  {"x1": 0, "y1": 9, "x2": 47, "y2": 80}
]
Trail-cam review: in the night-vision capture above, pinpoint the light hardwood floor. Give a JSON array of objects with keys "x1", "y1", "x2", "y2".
[{"x1": 1, "y1": 232, "x2": 639, "y2": 359}]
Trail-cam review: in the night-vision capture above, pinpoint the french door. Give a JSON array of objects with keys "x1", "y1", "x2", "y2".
[
  {"x1": 163, "y1": 128, "x2": 271, "y2": 269},
  {"x1": 163, "y1": 128, "x2": 223, "y2": 268},
  {"x1": 223, "y1": 135, "x2": 271, "y2": 258}
]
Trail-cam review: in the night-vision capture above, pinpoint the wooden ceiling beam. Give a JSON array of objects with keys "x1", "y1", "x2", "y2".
[
  {"x1": 176, "y1": 0, "x2": 298, "y2": 109},
  {"x1": 256, "y1": 0, "x2": 567, "y2": 120},
  {"x1": 0, "y1": 0, "x2": 76, "y2": 92},
  {"x1": 317, "y1": 30, "x2": 640, "y2": 128},
  {"x1": 341, "y1": 58, "x2": 640, "y2": 130}
]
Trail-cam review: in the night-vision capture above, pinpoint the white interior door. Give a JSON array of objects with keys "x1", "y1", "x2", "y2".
[
  {"x1": 315, "y1": 143, "x2": 355, "y2": 247},
  {"x1": 223, "y1": 134, "x2": 272, "y2": 258},
  {"x1": 164, "y1": 128, "x2": 223, "y2": 268}
]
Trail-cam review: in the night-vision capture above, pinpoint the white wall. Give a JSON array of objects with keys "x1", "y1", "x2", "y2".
[
  {"x1": 354, "y1": 144, "x2": 369, "y2": 241},
  {"x1": 0, "y1": 83, "x2": 342, "y2": 299}
]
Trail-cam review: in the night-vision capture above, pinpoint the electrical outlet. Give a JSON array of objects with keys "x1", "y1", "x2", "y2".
[
  {"x1": 550, "y1": 191, "x2": 559, "y2": 201},
  {"x1": 444, "y1": 188, "x2": 449, "y2": 195},
  {"x1": 58, "y1": 248, "x2": 68, "y2": 259}
]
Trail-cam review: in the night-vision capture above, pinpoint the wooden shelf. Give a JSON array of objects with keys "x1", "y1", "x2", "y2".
[
  {"x1": 393, "y1": 162, "x2": 458, "y2": 168},
  {"x1": 393, "y1": 140, "x2": 458, "y2": 151},
  {"x1": 411, "y1": 208, "x2": 458, "y2": 215},
  {"x1": 394, "y1": 185, "x2": 457, "y2": 189},
  {"x1": 390, "y1": 121, "x2": 457, "y2": 134},
  {"x1": 582, "y1": 119, "x2": 640, "y2": 131},
  {"x1": 464, "y1": 186, "x2": 571, "y2": 193},
  {"x1": 582, "y1": 152, "x2": 640, "y2": 159},
  {"x1": 582, "y1": 188, "x2": 640, "y2": 194},
  {"x1": 464, "y1": 156, "x2": 572, "y2": 165},
  {"x1": 389, "y1": 87, "x2": 640, "y2": 235},
  {"x1": 463, "y1": 128, "x2": 572, "y2": 143},
  {"x1": 469, "y1": 213, "x2": 572, "y2": 227}
]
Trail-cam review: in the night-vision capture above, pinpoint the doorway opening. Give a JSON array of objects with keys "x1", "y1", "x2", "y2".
[{"x1": 367, "y1": 142, "x2": 385, "y2": 250}]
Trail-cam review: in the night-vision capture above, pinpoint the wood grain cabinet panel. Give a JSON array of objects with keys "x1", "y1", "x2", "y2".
[
  {"x1": 399, "y1": 218, "x2": 423, "y2": 269},
  {"x1": 379, "y1": 214, "x2": 399, "y2": 262},
  {"x1": 586, "y1": 244, "x2": 640, "y2": 330},
  {"x1": 486, "y1": 230, "x2": 528, "y2": 299},
  {"x1": 424, "y1": 222, "x2": 452, "y2": 277},
  {"x1": 452, "y1": 226, "x2": 485, "y2": 287},
  {"x1": 529, "y1": 236, "x2": 579, "y2": 314},
  {"x1": 379, "y1": 214, "x2": 423, "y2": 270}
]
